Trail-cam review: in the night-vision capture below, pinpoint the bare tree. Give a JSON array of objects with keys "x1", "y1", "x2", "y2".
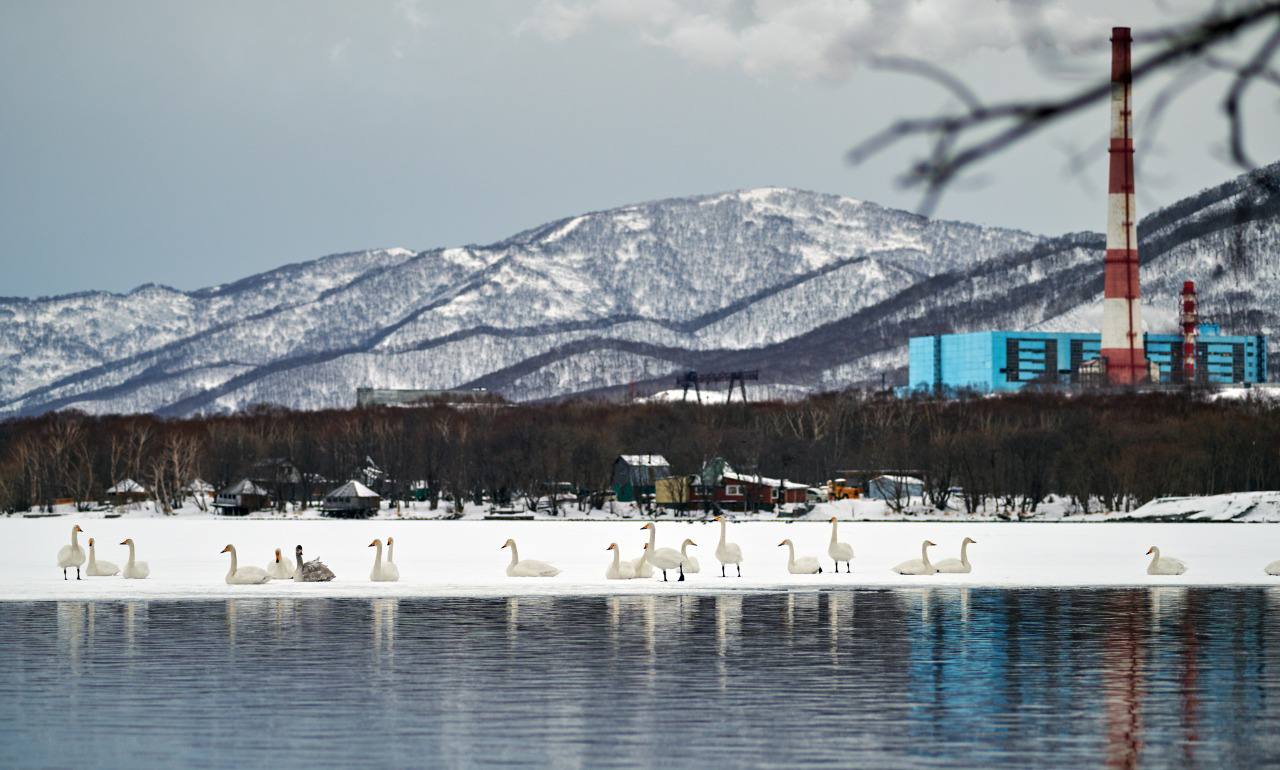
[{"x1": 849, "y1": 3, "x2": 1280, "y2": 222}]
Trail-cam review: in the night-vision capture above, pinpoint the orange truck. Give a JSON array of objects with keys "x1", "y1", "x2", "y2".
[{"x1": 825, "y1": 478, "x2": 861, "y2": 500}]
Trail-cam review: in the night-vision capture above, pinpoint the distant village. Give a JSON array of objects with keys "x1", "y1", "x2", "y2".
[{"x1": 3, "y1": 388, "x2": 1278, "y2": 518}]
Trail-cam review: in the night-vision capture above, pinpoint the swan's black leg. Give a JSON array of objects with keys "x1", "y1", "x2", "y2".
[
  {"x1": 662, "y1": 570, "x2": 668, "y2": 582},
  {"x1": 818, "y1": 566, "x2": 823, "y2": 574},
  {"x1": 678, "y1": 564, "x2": 685, "y2": 582},
  {"x1": 76, "y1": 567, "x2": 81, "y2": 580},
  {"x1": 721, "y1": 565, "x2": 726, "y2": 577},
  {"x1": 63, "y1": 568, "x2": 67, "y2": 581},
  {"x1": 736, "y1": 565, "x2": 741, "y2": 577},
  {"x1": 833, "y1": 561, "x2": 838, "y2": 573}
]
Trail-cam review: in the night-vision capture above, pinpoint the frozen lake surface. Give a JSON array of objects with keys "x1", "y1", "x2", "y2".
[
  {"x1": 6, "y1": 519, "x2": 1280, "y2": 600},
  {"x1": 2, "y1": 588, "x2": 1279, "y2": 769}
]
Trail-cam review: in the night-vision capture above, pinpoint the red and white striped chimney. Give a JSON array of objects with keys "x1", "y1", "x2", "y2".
[
  {"x1": 1181, "y1": 280, "x2": 1198, "y2": 383},
  {"x1": 1101, "y1": 26, "x2": 1147, "y2": 385}
]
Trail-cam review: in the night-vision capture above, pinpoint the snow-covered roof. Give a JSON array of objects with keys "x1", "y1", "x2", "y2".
[
  {"x1": 869, "y1": 475, "x2": 925, "y2": 487},
  {"x1": 183, "y1": 478, "x2": 214, "y2": 493},
  {"x1": 107, "y1": 479, "x2": 147, "y2": 494},
  {"x1": 220, "y1": 478, "x2": 268, "y2": 497},
  {"x1": 325, "y1": 480, "x2": 380, "y2": 499},
  {"x1": 617, "y1": 454, "x2": 669, "y2": 467},
  {"x1": 721, "y1": 471, "x2": 809, "y2": 490}
]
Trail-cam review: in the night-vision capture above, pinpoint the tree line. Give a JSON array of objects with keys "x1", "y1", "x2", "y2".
[{"x1": 1, "y1": 390, "x2": 1277, "y2": 516}]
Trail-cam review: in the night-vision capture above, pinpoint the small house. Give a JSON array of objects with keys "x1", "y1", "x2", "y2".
[
  {"x1": 106, "y1": 479, "x2": 148, "y2": 506},
  {"x1": 183, "y1": 479, "x2": 215, "y2": 497},
  {"x1": 691, "y1": 458, "x2": 809, "y2": 511},
  {"x1": 611, "y1": 455, "x2": 672, "y2": 503},
  {"x1": 866, "y1": 475, "x2": 925, "y2": 502},
  {"x1": 321, "y1": 480, "x2": 381, "y2": 519},
  {"x1": 213, "y1": 479, "x2": 270, "y2": 515}
]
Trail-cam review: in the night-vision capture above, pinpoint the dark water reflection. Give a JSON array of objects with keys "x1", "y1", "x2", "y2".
[{"x1": 2, "y1": 588, "x2": 1279, "y2": 769}]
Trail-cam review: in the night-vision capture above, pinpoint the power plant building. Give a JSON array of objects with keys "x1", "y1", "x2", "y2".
[
  {"x1": 908, "y1": 330, "x2": 1267, "y2": 393},
  {"x1": 904, "y1": 27, "x2": 1269, "y2": 395}
]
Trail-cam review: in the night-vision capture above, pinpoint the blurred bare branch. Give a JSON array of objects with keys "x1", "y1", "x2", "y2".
[{"x1": 849, "y1": 2, "x2": 1280, "y2": 215}]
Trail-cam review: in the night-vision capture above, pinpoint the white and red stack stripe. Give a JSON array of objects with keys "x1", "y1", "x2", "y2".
[
  {"x1": 1101, "y1": 26, "x2": 1147, "y2": 385},
  {"x1": 1181, "y1": 280, "x2": 1198, "y2": 383}
]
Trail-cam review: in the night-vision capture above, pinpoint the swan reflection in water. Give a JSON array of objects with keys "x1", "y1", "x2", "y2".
[
  {"x1": 56, "y1": 601, "x2": 88, "y2": 675},
  {"x1": 716, "y1": 594, "x2": 743, "y2": 693},
  {"x1": 371, "y1": 598, "x2": 397, "y2": 658}
]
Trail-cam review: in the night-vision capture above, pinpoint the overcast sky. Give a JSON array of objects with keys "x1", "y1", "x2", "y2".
[{"x1": 2, "y1": 0, "x2": 1276, "y2": 298}]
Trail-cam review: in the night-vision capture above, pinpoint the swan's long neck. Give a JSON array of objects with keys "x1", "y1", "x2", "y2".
[
  {"x1": 785, "y1": 541, "x2": 796, "y2": 567},
  {"x1": 71, "y1": 529, "x2": 80, "y2": 549},
  {"x1": 960, "y1": 540, "x2": 970, "y2": 567},
  {"x1": 296, "y1": 551, "x2": 305, "y2": 571},
  {"x1": 920, "y1": 542, "x2": 932, "y2": 569},
  {"x1": 718, "y1": 519, "x2": 727, "y2": 546},
  {"x1": 1149, "y1": 547, "x2": 1160, "y2": 569},
  {"x1": 227, "y1": 547, "x2": 238, "y2": 575},
  {"x1": 681, "y1": 542, "x2": 691, "y2": 557},
  {"x1": 373, "y1": 542, "x2": 383, "y2": 568},
  {"x1": 88, "y1": 543, "x2": 97, "y2": 566},
  {"x1": 646, "y1": 525, "x2": 656, "y2": 551},
  {"x1": 830, "y1": 521, "x2": 838, "y2": 544},
  {"x1": 125, "y1": 541, "x2": 136, "y2": 567},
  {"x1": 387, "y1": 541, "x2": 395, "y2": 563},
  {"x1": 611, "y1": 549, "x2": 621, "y2": 569},
  {"x1": 508, "y1": 542, "x2": 520, "y2": 566}
]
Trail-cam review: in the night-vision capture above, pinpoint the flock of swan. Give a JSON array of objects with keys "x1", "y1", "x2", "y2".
[
  {"x1": 56, "y1": 525, "x2": 398, "y2": 584},
  {"x1": 54, "y1": 518, "x2": 1280, "y2": 584}
]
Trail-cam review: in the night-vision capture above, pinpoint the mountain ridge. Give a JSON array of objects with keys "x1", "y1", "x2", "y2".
[{"x1": 2, "y1": 170, "x2": 1276, "y2": 417}]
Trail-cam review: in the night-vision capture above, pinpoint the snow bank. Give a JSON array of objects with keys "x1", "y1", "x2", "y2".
[
  {"x1": 5, "y1": 518, "x2": 1280, "y2": 601},
  {"x1": 1123, "y1": 491, "x2": 1280, "y2": 522}
]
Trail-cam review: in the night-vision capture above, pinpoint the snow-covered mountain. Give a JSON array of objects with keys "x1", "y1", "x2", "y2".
[{"x1": 3, "y1": 166, "x2": 1278, "y2": 417}]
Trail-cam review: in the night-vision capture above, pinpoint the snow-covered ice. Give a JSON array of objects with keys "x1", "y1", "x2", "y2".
[{"x1": 5, "y1": 517, "x2": 1280, "y2": 601}]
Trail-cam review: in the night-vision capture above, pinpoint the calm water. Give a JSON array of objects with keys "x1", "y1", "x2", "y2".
[{"x1": 1, "y1": 589, "x2": 1278, "y2": 769}]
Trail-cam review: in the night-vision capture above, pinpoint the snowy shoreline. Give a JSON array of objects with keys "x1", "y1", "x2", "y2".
[{"x1": 7, "y1": 518, "x2": 1280, "y2": 601}]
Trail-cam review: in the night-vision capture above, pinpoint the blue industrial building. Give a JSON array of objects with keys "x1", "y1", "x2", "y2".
[{"x1": 908, "y1": 328, "x2": 1267, "y2": 392}]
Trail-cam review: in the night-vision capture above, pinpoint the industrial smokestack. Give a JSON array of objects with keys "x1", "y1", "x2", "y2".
[
  {"x1": 1181, "y1": 280, "x2": 1198, "y2": 384},
  {"x1": 1101, "y1": 26, "x2": 1147, "y2": 385}
]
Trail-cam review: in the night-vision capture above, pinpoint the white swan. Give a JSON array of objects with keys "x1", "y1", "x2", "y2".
[
  {"x1": 368, "y1": 538, "x2": 399, "y2": 582},
  {"x1": 221, "y1": 544, "x2": 269, "y2": 585},
  {"x1": 640, "y1": 523, "x2": 685, "y2": 581},
  {"x1": 893, "y1": 540, "x2": 937, "y2": 575},
  {"x1": 605, "y1": 543, "x2": 638, "y2": 580},
  {"x1": 57, "y1": 524, "x2": 86, "y2": 580},
  {"x1": 714, "y1": 516, "x2": 743, "y2": 577},
  {"x1": 1266, "y1": 559, "x2": 1280, "y2": 576},
  {"x1": 680, "y1": 539, "x2": 700, "y2": 574},
  {"x1": 629, "y1": 543, "x2": 654, "y2": 578},
  {"x1": 384, "y1": 536, "x2": 401, "y2": 582},
  {"x1": 293, "y1": 545, "x2": 336, "y2": 582},
  {"x1": 85, "y1": 537, "x2": 119, "y2": 577},
  {"x1": 827, "y1": 517, "x2": 854, "y2": 573},
  {"x1": 265, "y1": 548, "x2": 294, "y2": 580},
  {"x1": 119, "y1": 538, "x2": 150, "y2": 579},
  {"x1": 501, "y1": 538, "x2": 559, "y2": 577},
  {"x1": 1146, "y1": 546, "x2": 1187, "y2": 575},
  {"x1": 778, "y1": 539, "x2": 822, "y2": 575},
  {"x1": 934, "y1": 537, "x2": 977, "y2": 574}
]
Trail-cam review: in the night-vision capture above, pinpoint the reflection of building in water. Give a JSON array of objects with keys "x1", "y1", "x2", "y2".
[{"x1": 1103, "y1": 592, "x2": 1146, "y2": 770}]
